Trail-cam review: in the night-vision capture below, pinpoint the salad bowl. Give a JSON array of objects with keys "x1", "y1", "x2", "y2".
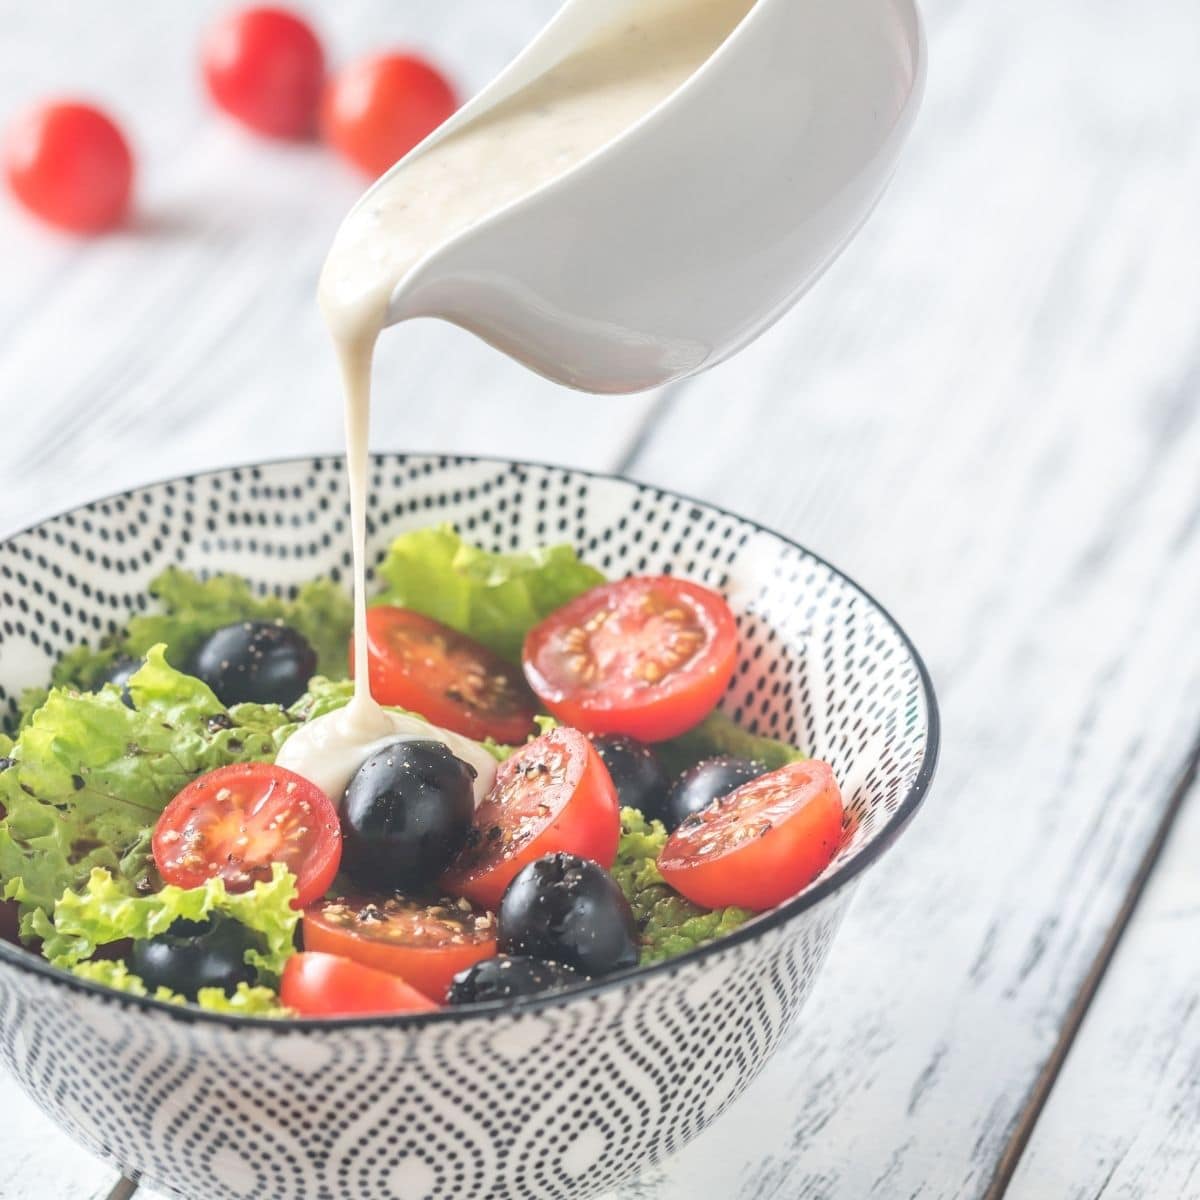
[{"x1": 0, "y1": 455, "x2": 938, "y2": 1200}]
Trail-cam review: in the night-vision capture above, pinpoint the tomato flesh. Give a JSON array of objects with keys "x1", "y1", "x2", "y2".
[
  {"x1": 4, "y1": 101, "x2": 133, "y2": 233},
  {"x1": 202, "y1": 7, "x2": 325, "y2": 138},
  {"x1": 440, "y1": 727, "x2": 619, "y2": 910},
  {"x1": 303, "y1": 894, "x2": 497, "y2": 1002},
  {"x1": 658, "y1": 759, "x2": 845, "y2": 911},
  {"x1": 152, "y1": 763, "x2": 341, "y2": 908},
  {"x1": 522, "y1": 577, "x2": 738, "y2": 742},
  {"x1": 356, "y1": 606, "x2": 537, "y2": 744},
  {"x1": 281, "y1": 952, "x2": 438, "y2": 1017},
  {"x1": 321, "y1": 52, "x2": 457, "y2": 176}
]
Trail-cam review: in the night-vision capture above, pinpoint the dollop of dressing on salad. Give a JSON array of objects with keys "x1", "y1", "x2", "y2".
[
  {"x1": 286, "y1": 0, "x2": 751, "y2": 804},
  {"x1": 276, "y1": 709, "x2": 499, "y2": 806}
]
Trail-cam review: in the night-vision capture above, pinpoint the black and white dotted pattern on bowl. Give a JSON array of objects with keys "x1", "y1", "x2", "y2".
[{"x1": 0, "y1": 455, "x2": 938, "y2": 1200}]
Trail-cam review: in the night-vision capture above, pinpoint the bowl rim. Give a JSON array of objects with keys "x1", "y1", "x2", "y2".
[{"x1": 0, "y1": 451, "x2": 940, "y2": 1031}]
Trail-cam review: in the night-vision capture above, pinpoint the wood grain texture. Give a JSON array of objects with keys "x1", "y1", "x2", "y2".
[
  {"x1": 1005, "y1": 767, "x2": 1200, "y2": 1200},
  {"x1": 614, "y1": 0, "x2": 1200, "y2": 1194},
  {"x1": 3, "y1": 0, "x2": 1200, "y2": 1198}
]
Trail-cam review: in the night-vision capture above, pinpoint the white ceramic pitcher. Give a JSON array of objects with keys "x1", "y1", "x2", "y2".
[{"x1": 369, "y1": 0, "x2": 925, "y2": 394}]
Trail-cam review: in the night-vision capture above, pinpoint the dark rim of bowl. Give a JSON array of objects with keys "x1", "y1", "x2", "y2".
[{"x1": 0, "y1": 451, "x2": 940, "y2": 1031}]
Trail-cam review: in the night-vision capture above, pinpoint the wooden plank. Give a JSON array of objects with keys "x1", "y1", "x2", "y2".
[
  {"x1": 611, "y1": 0, "x2": 1200, "y2": 1194},
  {"x1": 1006, "y1": 765, "x2": 1200, "y2": 1200},
  {"x1": 5, "y1": 2, "x2": 1200, "y2": 1200}
]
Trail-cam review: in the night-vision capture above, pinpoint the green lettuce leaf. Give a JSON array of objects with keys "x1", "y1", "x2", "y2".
[
  {"x1": 613, "y1": 807, "x2": 751, "y2": 963},
  {"x1": 372, "y1": 525, "x2": 604, "y2": 661},
  {"x1": 193, "y1": 982, "x2": 289, "y2": 1016},
  {"x1": 49, "y1": 567, "x2": 352, "y2": 692},
  {"x1": 69, "y1": 958, "x2": 287, "y2": 1016},
  {"x1": 655, "y1": 712, "x2": 807, "y2": 778},
  {"x1": 286, "y1": 675, "x2": 355, "y2": 723},
  {"x1": 42, "y1": 862, "x2": 299, "y2": 980},
  {"x1": 70, "y1": 958, "x2": 180, "y2": 1002},
  {"x1": 0, "y1": 646, "x2": 294, "y2": 939}
]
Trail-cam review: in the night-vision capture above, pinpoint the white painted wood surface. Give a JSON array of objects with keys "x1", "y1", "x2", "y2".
[
  {"x1": 2, "y1": 1, "x2": 1200, "y2": 1199},
  {"x1": 1008, "y1": 769, "x2": 1200, "y2": 1200}
]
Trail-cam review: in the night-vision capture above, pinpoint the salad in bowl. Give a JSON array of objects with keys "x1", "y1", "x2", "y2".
[
  {"x1": 0, "y1": 455, "x2": 936, "y2": 1200},
  {"x1": 0, "y1": 523, "x2": 845, "y2": 1019}
]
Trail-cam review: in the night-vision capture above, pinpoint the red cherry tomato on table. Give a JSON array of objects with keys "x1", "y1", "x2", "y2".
[
  {"x1": 152, "y1": 762, "x2": 341, "y2": 908},
  {"x1": 303, "y1": 894, "x2": 497, "y2": 1002},
  {"x1": 440, "y1": 727, "x2": 620, "y2": 910},
  {"x1": 202, "y1": 7, "x2": 325, "y2": 139},
  {"x1": 658, "y1": 759, "x2": 845, "y2": 912},
  {"x1": 4, "y1": 101, "x2": 133, "y2": 233},
  {"x1": 355, "y1": 606, "x2": 537, "y2": 744},
  {"x1": 522, "y1": 577, "x2": 738, "y2": 742},
  {"x1": 321, "y1": 52, "x2": 457, "y2": 176},
  {"x1": 281, "y1": 952, "x2": 438, "y2": 1017}
]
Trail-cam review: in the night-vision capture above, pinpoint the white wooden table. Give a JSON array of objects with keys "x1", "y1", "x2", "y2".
[{"x1": 3, "y1": 2, "x2": 1200, "y2": 1198}]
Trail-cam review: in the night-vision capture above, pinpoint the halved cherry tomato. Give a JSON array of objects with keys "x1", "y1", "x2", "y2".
[
  {"x1": 201, "y1": 7, "x2": 325, "y2": 139},
  {"x1": 522, "y1": 577, "x2": 738, "y2": 742},
  {"x1": 303, "y1": 894, "x2": 497, "y2": 1002},
  {"x1": 321, "y1": 52, "x2": 457, "y2": 176},
  {"x1": 658, "y1": 759, "x2": 845, "y2": 911},
  {"x1": 440, "y1": 727, "x2": 619, "y2": 910},
  {"x1": 152, "y1": 762, "x2": 341, "y2": 908},
  {"x1": 4, "y1": 101, "x2": 133, "y2": 233},
  {"x1": 356, "y1": 606, "x2": 537, "y2": 744},
  {"x1": 281, "y1": 952, "x2": 438, "y2": 1017}
]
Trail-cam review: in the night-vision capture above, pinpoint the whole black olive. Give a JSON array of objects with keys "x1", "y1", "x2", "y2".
[
  {"x1": 130, "y1": 913, "x2": 259, "y2": 999},
  {"x1": 341, "y1": 739, "x2": 476, "y2": 891},
  {"x1": 665, "y1": 756, "x2": 768, "y2": 831},
  {"x1": 190, "y1": 621, "x2": 316, "y2": 708},
  {"x1": 589, "y1": 734, "x2": 669, "y2": 819},
  {"x1": 447, "y1": 955, "x2": 583, "y2": 1005},
  {"x1": 498, "y1": 852, "x2": 638, "y2": 977}
]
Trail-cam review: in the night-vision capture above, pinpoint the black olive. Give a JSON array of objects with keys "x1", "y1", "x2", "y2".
[
  {"x1": 447, "y1": 955, "x2": 583, "y2": 1005},
  {"x1": 665, "y1": 756, "x2": 768, "y2": 831},
  {"x1": 189, "y1": 621, "x2": 316, "y2": 708},
  {"x1": 498, "y1": 852, "x2": 638, "y2": 976},
  {"x1": 341, "y1": 739, "x2": 476, "y2": 891},
  {"x1": 130, "y1": 913, "x2": 259, "y2": 1000},
  {"x1": 0, "y1": 899, "x2": 19, "y2": 946},
  {"x1": 101, "y1": 656, "x2": 141, "y2": 708},
  {"x1": 589, "y1": 734, "x2": 669, "y2": 819}
]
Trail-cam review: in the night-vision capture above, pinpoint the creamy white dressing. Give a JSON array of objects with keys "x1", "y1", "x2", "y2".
[
  {"x1": 280, "y1": 0, "x2": 752, "y2": 801},
  {"x1": 276, "y1": 709, "x2": 499, "y2": 806}
]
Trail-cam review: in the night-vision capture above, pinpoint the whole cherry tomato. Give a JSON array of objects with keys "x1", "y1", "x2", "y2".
[
  {"x1": 202, "y1": 7, "x2": 325, "y2": 139},
  {"x1": 4, "y1": 101, "x2": 133, "y2": 233}
]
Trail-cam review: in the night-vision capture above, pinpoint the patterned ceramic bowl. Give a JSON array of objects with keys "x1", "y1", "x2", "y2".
[{"x1": 0, "y1": 455, "x2": 938, "y2": 1200}]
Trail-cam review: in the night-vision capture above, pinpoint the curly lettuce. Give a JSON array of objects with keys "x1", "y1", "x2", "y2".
[
  {"x1": 0, "y1": 646, "x2": 295, "y2": 939},
  {"x1": 71, "y1": 959, "x2": 287, "y2": 1016},
  {"x1": 47, "y1": 566, "x2": 352, "y2": 695},
  {"x1": 41, "y1": 862, "x2": 299, "y2": 980},
  {"x1": 613, "y1": 807, "x2": 751, "y2": 963},
  {"x1": 372, "y1": 525, "x2": 603, "y2": 661}
]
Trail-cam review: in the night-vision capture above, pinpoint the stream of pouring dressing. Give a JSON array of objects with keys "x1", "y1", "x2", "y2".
[{"x1": 278, "y1": 0, "x2": 754, "y2": 804}]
